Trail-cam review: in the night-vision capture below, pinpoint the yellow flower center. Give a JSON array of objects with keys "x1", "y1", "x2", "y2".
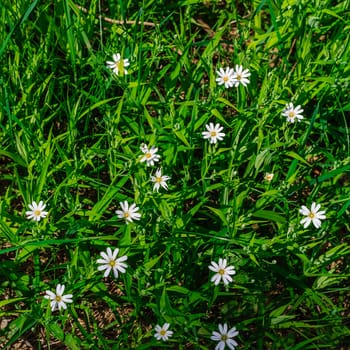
[
  {"x1": 160, "y1": 329, "x2": 167, "y2": 336},
  {"x1": 124, "y1": 212, "x2": 130, "y2": 218},
  {"x1": 55, "y1": 295, "x2": 62, "y2": 302},
  {"x1": 145, "y1": 152, "x2": 152, "y2": 159},
  {"x1": 156, "y1": 176, "x2": 162, "y2": 183},
  {"x1": 114, "y1": 59, "x2": 122, "y2": 69},
  {"x1": 34, "y1": 210, "x2": 41, "y2": 216},
  {"x1": 308, "y1": 212, "x2": 315, "y2": 219},
  {"x1": 109, "y1": 260, "x2": 116, "y2": 267},
  {"x1": 288, "y1": 111, "x2": 295, "y2": 118},
  {"x1": 221, "y1": 335, "x2": 228, "y2": 341},
  {"x1": 210, "y1": 131, "x2": 217, "y2": 137},
  {"x1": 223, "y1": 76, "x2": 229, "y2": 82},
  {"x1": 236, "y1": 74, "x2": 242, "y2": 80},
  {"x1": 218, "y1": 268, "x2": 225, "y2": 275}
]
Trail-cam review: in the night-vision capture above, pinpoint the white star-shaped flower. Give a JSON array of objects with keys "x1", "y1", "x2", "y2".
[
  {"x1": 26, "y1": 201, "x2": 48, "y2": 221},
  {"x1": 106, "y1": 53, "x2": 130, "y2": 75},
  {"x1": 202, "y1": 123, "x2": 225, "y2": 144},
  {"x1": 209, "y1": 258, "x2": 236, "y2": 286},
  {"x1": 264, "y1": 173, "x2": 274, "y2": 182},
  {"x1": 282, "y1": 102, "x2": 304, "y2": 123},
  {"x1": 151, "y1": 168, "x2": 170, "y2": 192},
  {"x1": 154, "y1": 323, "x2": 173, "y2": 341},
  {"x1": 216, "y1": 67, "x2": 235, "y2": 88},
  {"x1": 211, "y1": 323, "x2": 239, "y2": 350},
  {"x1": 299, "y1": 202, "x2": 326, "y2": 229},
  {"x1": 44, "y1": 284, "x2": 73, "y2": 311},
  {"x1": 97, "y1": 247, "x2": 128, "y2": 278},
  {"x1": 232, "y1": 65, "x2": 250, "y2": 87},
  {"x1": 116, "y1": 201, "x2": 141, "y2": 223},
  {"x1": 140, "y1": 144, "x2": 161, "y2": 166}
]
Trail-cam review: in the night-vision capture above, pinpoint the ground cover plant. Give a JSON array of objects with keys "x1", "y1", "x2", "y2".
[{"x1": 1, "y1": 0, "x2": 350, "y2": 348}]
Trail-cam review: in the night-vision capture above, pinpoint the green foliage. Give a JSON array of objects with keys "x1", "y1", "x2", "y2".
[{"x1": 1, "y1": 0, "x2": 349, "y2": 348}]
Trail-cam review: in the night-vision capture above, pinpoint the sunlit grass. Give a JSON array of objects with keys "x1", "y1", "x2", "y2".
[{"x1": 1, "y1": 0, "x2": 349, "y2": 349}]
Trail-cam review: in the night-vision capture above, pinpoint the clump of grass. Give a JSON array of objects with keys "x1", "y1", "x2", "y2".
[{"x1": 1, "y1": 0, "x2": 350, "y2": 349}]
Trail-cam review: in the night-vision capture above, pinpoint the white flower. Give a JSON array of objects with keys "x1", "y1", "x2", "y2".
[
  {"x1": 140, "y1": 144, "x2": 161, "y2": 166},
  {"x1": 211, "y1": 323, "x2": 239, "y2": 350},
  {"x1": 106, "y1": 53, "x2": 130, "y2": 75},
  {"x1": 209, "y1": 258, "x2": 236, "y2": 286},
  {"x1": 44, "y1": 284, "x2": 73, "y2": 311},
  {"x1": 299, "y1": 202, "x2": 326, "y2": 229},
  {"x1": 97, "y1": 247, "x2": 128, "y2": 278},
  {"x1": 264, "y1": 173, "x2": 274, "y2": 181},
  {"x1": 154, "y1": 323, "x2": 173, "y2": 341},
  {"x1": 232, "y1": 65, "x2": 250, "y2": 87},
  {"x1": 151, "y1": 168, "x2": 170, "y2": 192},
  {"x1": 202, "y1": 123, "x2": 225, "y2": 144},
  {"x1": 116, "y1": 201, "x2": 141, "y2": 223},
  {"x1": 26, "y1": 201, "x2": 48, "y2": 221},
  {"x1": 216, "y1": 67, "x2": 235, "y2": 88},
  {"x1": 282, "y1": 102, "x2": 304, "y2": 123}
]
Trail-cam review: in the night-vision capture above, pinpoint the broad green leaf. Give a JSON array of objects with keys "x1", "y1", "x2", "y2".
[
  {"x1": 252, "y1": 210, "x2": 286, "y2": 224},
  {"x1": 88, "y1": 176, "x2": 129, "y2": 221},
  {"x1": 206, "y1": 206, "x2": 228, "y2": 225}
]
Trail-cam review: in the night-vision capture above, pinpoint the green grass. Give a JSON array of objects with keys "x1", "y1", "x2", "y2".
[{"x1": 1, "y1": 0, "x2": 350, "y2": 349}]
